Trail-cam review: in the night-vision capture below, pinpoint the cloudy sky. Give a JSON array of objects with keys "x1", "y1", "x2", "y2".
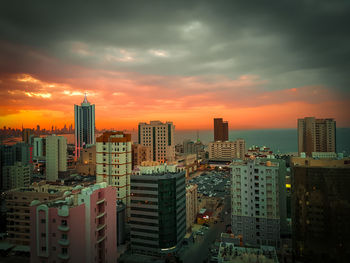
[{"x1": 0, "y1": 0, "x2": 349, "y2": 130}]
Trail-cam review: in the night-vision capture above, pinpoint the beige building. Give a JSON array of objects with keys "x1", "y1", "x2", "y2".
[
  {"x1": 46, "y1": 135, "x2": 67, "y2": 181},
  {"x1": 209, "y1": 139, "x2": 245, "y2": 161},
  {"x1": 138, "y1": 121, "x2": 175, "y2": 163},
  {"x1": 132, "y1": 143, "x2": 152, "y2": 169},
  {"x1": 96, "y1": 131, "x2": 132, "y2": 217},
  {"x1": 297, "y1": 117, "x2": 336, "y2": 156},
  {"x1": 2, "y1": 162, "x2": 31, "y2": 190},
  {"x1": 186, "y1": 184, "x2": 198, "y2": 232},
  {"x1": 76, "y1": 145, "x2": 96, "y2": 175},
  {"x1": 5, "y1": 182, "x2": 71, "y2": 247}
]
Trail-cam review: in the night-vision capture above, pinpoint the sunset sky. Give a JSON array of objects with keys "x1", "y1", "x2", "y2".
[{"x1": 0, "y1": 1, "x2": 349, "y2": 130}]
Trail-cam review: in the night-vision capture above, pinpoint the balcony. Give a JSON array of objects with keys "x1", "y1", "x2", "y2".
[
  {"x1": 96, "y1": 198, "x2": 105, "y2": 205},
  {"x1": 97, "y1": 235, "x2": 106, "y2": 243},
  {"x1": 96, "y1": 223, "x2": 106, "y2": 232},
  {"x1": 58, "y1": 225, "x2": 70, "y2": 231},
  {"x1": 58, "y1": 239, "x2": 70, "y2": 246},
  {"x1": 96, "y1": 211, "x2": 106, "y2": 219},
  {"x1": 58, "y1": 253, "x2": 70, "y2": 260}
]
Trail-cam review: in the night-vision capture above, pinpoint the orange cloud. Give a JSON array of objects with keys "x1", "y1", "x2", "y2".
[{"x1": 0, "y1": 72, "x2": 349, "y2": 130}]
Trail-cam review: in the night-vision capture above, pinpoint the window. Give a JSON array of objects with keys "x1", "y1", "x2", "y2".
[
  {"x1": 41, "y1": 246, "x2": 46, "y2": 252},
  {"x1": 41, "y1": 219, "x2": 46, "y2": 223}
]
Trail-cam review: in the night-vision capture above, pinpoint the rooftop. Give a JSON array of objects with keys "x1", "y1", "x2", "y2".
[{"x1": 218, "y1": 243, "x2": 278, "y2": 263}]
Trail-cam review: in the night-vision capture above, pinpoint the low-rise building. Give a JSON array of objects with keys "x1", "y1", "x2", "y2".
[
  {"x1": 76, "y1": 145, "x2": 96, "y2": 176},
  {"x1": 209, "y1": 139, "x2": 245, "y2": 161},
  {"x1": 132, "y1": 143, "x2": 152, "y2": 169}
]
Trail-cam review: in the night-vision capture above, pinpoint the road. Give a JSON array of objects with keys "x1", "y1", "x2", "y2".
[{"x1": 180, "y1": 194, "x2": 231, "y2": 263}]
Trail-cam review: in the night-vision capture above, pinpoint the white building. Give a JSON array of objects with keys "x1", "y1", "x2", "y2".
[
  {"x1": 231, "y1": 158, "x2": 281, "y2": 248},
  {"x1": 96, "y1": 131, "x2": 132, "y2": 217},
  {"x1": 138, "y1": 121, "x2": 175, "y2": 163},
  {"x1": 46, "y1": 135, "x2": 67, "y2": 182},
  {"x1": 74, "y1": 94, "x2": 95, "y2": 159},
  {"x1": 209, "y1": 139, "x2": 246, "y2": 161}
]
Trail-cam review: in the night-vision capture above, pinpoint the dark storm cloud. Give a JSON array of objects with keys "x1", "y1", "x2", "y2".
[{"x1": 0, "y1": 0, "x2": 350, "y2": 92}]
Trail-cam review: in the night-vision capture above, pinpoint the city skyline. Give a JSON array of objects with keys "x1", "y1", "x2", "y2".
[{"x1": 0, "y1": 1, "x2": 350, "y2": 130}]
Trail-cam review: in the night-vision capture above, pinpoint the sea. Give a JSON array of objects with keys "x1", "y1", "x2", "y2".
[{"x1": 3, "y1": 128, "x2": 350, "y2": 155}]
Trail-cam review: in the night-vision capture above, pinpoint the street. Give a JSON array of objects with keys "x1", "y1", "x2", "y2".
[{"x1": 180, "y1": 194, "x2": 231, "y2": 263}]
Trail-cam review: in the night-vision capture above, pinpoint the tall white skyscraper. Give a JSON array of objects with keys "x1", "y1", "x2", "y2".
[
  {"x1": 74, "y1": 94, "x2": 95, "y2": 159},
  {"x1": 138, "y1": 121, "x2": 175, "y2": 163},
  {"x1": 46, "y1": 135, "x2": 67, "y2": 181}
]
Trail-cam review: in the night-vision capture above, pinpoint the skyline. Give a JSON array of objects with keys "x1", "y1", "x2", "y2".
[{"x1": 1, "y1": 1, "x2": 350, "y2": 130}]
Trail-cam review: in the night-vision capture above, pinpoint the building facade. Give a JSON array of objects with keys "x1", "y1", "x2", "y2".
[
  {"x1": 186, "y1": 184, "x2": 198, "y2": 232},
  {"x1": 297, "y1": 117, "x2": 336, "y2": 156},
  {"x1": 46, "y1": 135, "x2": 67, "y2": 182},
  {"x1": 5, "y1": 183, "x2": 72, "y2": 247},
  {"x1": 138, "y1": 121, "x2": 175, "y2": 163},
  {"x1": 214, "y1": 118, "x2": 229, "y2": 142},
  {"x1": 76, "y1": 145, "x2": 96, "y2": 176},
  {"x1": 74, "y1": 94, "x2": 95, "y2": 159},
  {"x1": 130, "y1": 166, "x2": 186, "y2": 256},
  {"x1": 30, "y1": 183, "x2": 117, "y2": 263},
  {"x1": 2, "y1": 162, "x2": 31, "y2": 190},
  {"x1": 291, "y1": 158, "x2": 350, "y2": 262},
  {"x1": 132, "y1": 143, "x2": 152, "y2": 169},
  {"x1": 209, "y1": 139, "x2": 245, "y2": 161},
  {"x1": 231, "y1": 159, "x2": 281, "y2": 247},
  {"x1": 96, "y1": 131, "x2": 132, "y2": 217}
]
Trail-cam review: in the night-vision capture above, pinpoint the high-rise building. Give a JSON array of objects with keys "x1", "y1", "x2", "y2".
[
  {"x1": 231, "y1": 159, "x2": 281, "y2": 248},
  {"x1": 214, "y1": 118, "x2": 229, "y2": 142},
  {"x1": 22, "y1": 128, "x2": 33, "y2": 144},
  {"x1": 30, "y1": 183, "x2": 117, "y2": 263},
  {"x1": 138, "y1": 121, "x2": 175, "y2": 163},
  {"x1": 132, "y1": 143, "x2": 152, "y2": 169},
  {"x1": 291, "y1": 157, "x2": 350, "y2": 262},
  {"x1": 209, "y1": 139, "x2": 246, "y2": 161},
  {"x1": 96, "y1": 131, "x2": 132, "y2": 216},
  {"x1": 186, "y1": 184, "x2": 198, "y2": 232},
  {"x1": 46, "y1": 135, "x2": 67, "y2": 182},
  {"x1": 130, "y1": 165, "x2": 186, "y2": 256},
  {"x1": 5, "y1": 183, "x2": 72, "y2": 247},
  {"x1": 297, "y1": 117, "x2": 336, "y2": 156},
  {"x1": 74, "y1": 94, "x2": 95, "y2": 159}
]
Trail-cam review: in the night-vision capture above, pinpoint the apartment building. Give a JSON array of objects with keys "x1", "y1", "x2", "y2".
[
  {"x1": 30, "y1": 183, "x2": 116, "y2": 263},
  {"x1": 297, "y1": 117, "x2": 336, "y2": 156},
  {"x1": 5, "y1": 183, "x2": 72, "y2": 247},
  {"x1": 96, "y1": 131, "x2": 132, "y2": 217},
  {"x1": 209, "y1": 139, "x2": 246, "y2": 161},
  {"x1": 231, "y1": 159, "x2": 281, "y2": 248},
  {"x1": 138, "y1": 121, "x2": 175, "y2": 163}
]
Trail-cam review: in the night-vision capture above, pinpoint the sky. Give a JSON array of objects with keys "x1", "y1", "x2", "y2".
[{"x1": 0, "y1": 0, "x2": 349, "y2": 130}]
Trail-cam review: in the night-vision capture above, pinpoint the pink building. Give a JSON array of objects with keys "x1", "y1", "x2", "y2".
[{"x1": 30, "y1": 182, "x2": 117, "y2": 263}]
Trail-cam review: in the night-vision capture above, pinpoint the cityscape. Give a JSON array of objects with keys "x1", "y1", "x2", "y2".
[{"x1": 1, "y1": 1, "x2": 350, "y2": 263}]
